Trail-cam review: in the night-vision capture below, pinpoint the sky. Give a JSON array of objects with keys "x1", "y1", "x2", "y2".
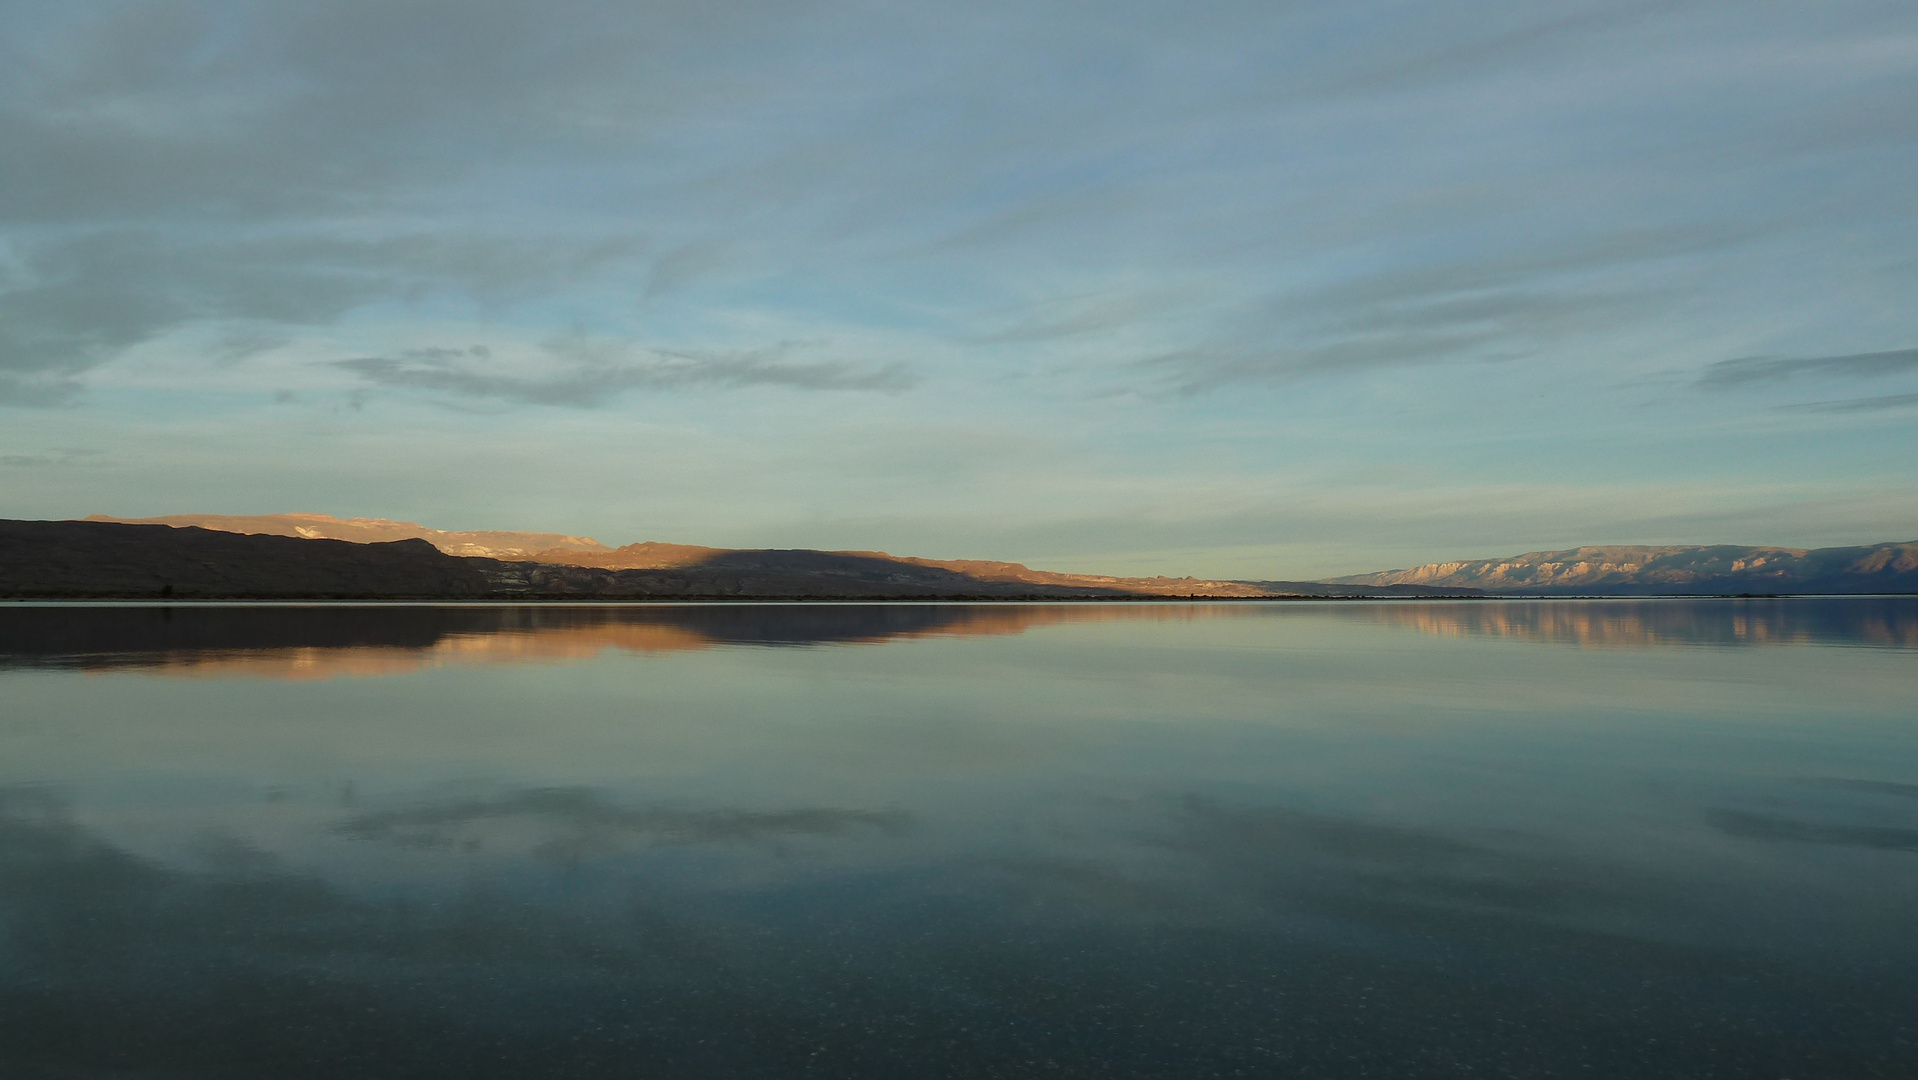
[{"x1": 1, "y1": 0, "x2": 1914, "y2": 578}]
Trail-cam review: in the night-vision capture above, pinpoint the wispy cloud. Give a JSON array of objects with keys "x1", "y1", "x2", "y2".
[
  {"x1": 1143, "y1": 232, "x2": 1696, "y2": 392},
  {"x1": 1780, "y1": 391, "x2": 1918, "y2": 414},
  {"x1": 971, "y1": 285, "x2": 1203, "y2": 345},
  {"x1": 335, "y1": 341, "x2": 914, "y2": 407},
  {"x1": 0, "y1": 447, "x2": 102, "y2": 467},
  {"x1": 0, "y1": 228, "x2": 645, "y2": 403},
  {"x1": 1696, "y1": 347, "x2": 1918, "y2": 388}
]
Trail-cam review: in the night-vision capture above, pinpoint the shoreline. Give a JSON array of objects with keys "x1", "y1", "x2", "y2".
[{"x1": 5, "y1": 592, "x2": 1910, "y2": 605}]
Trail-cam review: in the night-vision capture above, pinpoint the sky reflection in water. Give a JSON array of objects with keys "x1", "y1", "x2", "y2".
[{"x1": 0, "y1": 599, "x2": 1914, "y2": 1078}]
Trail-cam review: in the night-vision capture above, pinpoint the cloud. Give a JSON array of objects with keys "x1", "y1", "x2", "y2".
[
  {"x1": 1306, "y1": 0, "x2": 1687, "y2": 101},
  {"x1": 0, "y1": 0, "x2": 799, "y2": 225},
  {"x1": 1696, "y1": 347, "x2": 1918, "y2": 388},
  {"x1": 5, "y1": 1, "x2": 1913, "y2": 408},
  {"x1": 335, "y1": 341, "x2": 915, "y2": 407},
  {"x1": 970, "y1": 285, "x2": 1203, "y2": 345},
  {"x1": 1147, "y1": 280, "x2": 1653, "y2": 391},
  {"x1": 0, "y1": 228, "x2": 646, "y2": 403},
  {"x1": 1780, "y1": 391, "x2": 1918, "y2": 414},
  {"x1": 0, "y1": 447, "x2": 99, "y2": 467},
  {"x1": 0, "y1": 0, "x2": 777, "y2": 402},
  {"x1": 643, "y1": 239, "x2": 738, "y2": 299},
  {"x1": 1129, "y1": 227, "x2": 1746, "y2": 391}
]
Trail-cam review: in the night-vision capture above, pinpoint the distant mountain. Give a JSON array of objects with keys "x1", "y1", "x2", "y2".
[
  {"x1": 78, "y1": 512, "x2": 1469, "y2": 598},
  {"x1": 43, "y1": 515, "x2": 1909, "y2": 599},
  {"x1": 87, "y1": 512, "x2": 608, "y2": 560},
  {"x1": 6, "y1": 519, "x2": 1393, "y2": 600},
  {"x1": 2, "y1": 521, "x2": 497, "y2": 599},
  {"x1": 1330, "y1": 542, "x2": 1918, "y2": 595}
]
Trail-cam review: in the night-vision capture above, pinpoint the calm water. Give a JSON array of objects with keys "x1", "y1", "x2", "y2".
[{"x1": 1, "y1": 599, "x2": 1914, "y2": 1078}]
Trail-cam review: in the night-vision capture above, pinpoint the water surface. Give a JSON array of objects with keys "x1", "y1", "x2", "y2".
[{"x1": 1, "y1": 599, "x2": 1913, "y2": 1077}]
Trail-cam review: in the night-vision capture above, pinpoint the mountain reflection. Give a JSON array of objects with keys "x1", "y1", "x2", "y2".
[
  {"x1": 0, "y1": 598, "x2": 1912, "y2": 679},
  {"x1": 0, "y1": 602, "x2": 1209, "y2": 678},
  {"x1": 1362, "y1": 597, "x2": 1918, "y2": 648}
]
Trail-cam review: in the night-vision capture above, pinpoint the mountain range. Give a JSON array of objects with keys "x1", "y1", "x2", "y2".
[
  {"x1": 10, "y1": 518, "x2": 1452, "y2": 600},
  {"x1": 1332, "y1": 542, "x2": 1918, "y2": 595},
  {"x1": 78, "y1": 514, "x2": 1464, "y2": 598},
  {"x1": 0, "y1": 513, "x2": 1907, "y2": 598},
  {"x1": 83, "y1": 513, "x2": 610, "y2": 560}
]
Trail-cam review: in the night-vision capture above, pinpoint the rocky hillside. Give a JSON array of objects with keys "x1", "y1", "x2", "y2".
[
  {"x1": 1331, "y1": 542, "x2": 1918, "y2": 594},
  {"x1": 82, "y1": 512, "x2": 1425, "y2": 597},
  {"x1": 2, "y1": 520, "x2": 1320, "y2": 599},
  {"x1": 88, "y1": 512, "x2": 608, "y2": 560},
  {"x1": 59, "y1": 515, "x2": 1913, "y2": 598},
  {"x1": 1, "y1": 520, "x2": 498, "y2": 598}
]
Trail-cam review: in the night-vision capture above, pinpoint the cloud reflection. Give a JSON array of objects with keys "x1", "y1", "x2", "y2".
[
  {"x1": 335, "y1": 787, "x2": 907, "y2": 859},
  {"x1": 1707, "y1": 810, "x2": 1918, "y2": 853}
]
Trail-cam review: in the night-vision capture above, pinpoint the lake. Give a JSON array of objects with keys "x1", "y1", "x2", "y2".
[{"x1": 1, "y1": 599, "x2": 1913, "y2": 1078}]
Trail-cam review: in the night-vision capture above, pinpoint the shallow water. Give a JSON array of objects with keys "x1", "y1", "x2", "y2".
[{"x1": 0, "y1": 599, "x2": 1913, "y2": 1078}]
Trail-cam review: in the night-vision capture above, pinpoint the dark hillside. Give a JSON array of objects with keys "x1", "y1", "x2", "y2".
[
  {"x1": 0, "y1": 520, "x2": 495, "y2": 599},
  {"x1": 0, "y1": 521, "x2": 1134, "y2": 600}
]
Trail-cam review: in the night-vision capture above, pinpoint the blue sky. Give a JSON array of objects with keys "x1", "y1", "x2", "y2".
[{"x1": 2, "y1": 0, "x2": 1914, "y2": 577}]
